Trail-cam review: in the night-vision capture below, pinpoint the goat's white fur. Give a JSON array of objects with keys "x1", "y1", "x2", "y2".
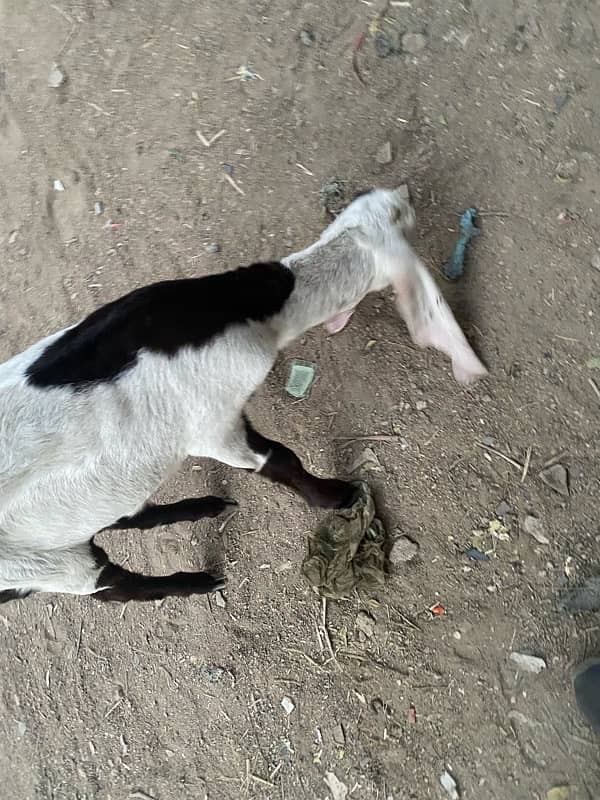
[{"x1": 0, "y1": 188, "x2": 486, "y2": 598}]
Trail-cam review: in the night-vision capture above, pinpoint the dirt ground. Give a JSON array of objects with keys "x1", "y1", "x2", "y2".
[{"x1": 1, "y1": 1, "x2": 599, "y2": 798}]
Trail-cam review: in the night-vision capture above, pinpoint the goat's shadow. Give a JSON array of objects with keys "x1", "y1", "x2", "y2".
[{"x1": 187, "y1": 458, "x2": 233, "y2": 574}]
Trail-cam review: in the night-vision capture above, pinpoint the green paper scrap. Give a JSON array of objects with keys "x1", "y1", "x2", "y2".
[{"x1": 286, "y1": 359, "x2": 316, "y2": 398}]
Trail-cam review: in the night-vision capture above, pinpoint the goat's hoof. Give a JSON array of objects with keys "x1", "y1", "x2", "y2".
[
  {"x1": 311, "y1": 479, "x2": 358, "y2": 509},
  {"x1": 202, "y1": 573, "x2": 226, "y2": 594},
  {"x1": 207, "y1": 497, "x2": 238, "y2": 518},
  {"x1": 338, "y1": 484, "x2": 361, "y2": 509}
]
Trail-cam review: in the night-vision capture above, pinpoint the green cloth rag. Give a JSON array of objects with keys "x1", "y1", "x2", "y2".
[{"x1": 302, "y1": 481, "x2": 387, "y2": 599}]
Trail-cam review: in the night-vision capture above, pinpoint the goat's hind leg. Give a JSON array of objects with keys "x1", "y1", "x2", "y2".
[
  {"x1": 92, "y1": 542, "x2": 224, "y2": 602},
  {"x1": 109, "y1": 496, "x2": 236, "y2": 530},
  {"x1": 0, "y1": 543, "x2": 224, "y2": 603}
]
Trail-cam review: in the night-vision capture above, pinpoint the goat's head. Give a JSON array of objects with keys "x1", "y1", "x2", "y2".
[{"x1": 322, "y1": 187, "x2": 487, "y2": 385}]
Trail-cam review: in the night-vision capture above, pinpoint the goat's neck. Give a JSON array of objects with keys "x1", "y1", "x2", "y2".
[{"x1": 274, "y1": 233, "x2": 383, "y2": 348}]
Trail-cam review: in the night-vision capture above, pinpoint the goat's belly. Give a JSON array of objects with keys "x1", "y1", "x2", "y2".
[{"x1": 0, "y1": 449, "x2": 182, "y2": 549}]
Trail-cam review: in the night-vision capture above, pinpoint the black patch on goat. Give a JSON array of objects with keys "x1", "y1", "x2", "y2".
[{"x1": 27, "y1": 262, "x2": 294, "y2": 389}]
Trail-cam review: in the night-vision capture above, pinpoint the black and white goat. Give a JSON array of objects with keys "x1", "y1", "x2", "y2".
[{"x1": 0, "y1": 188, "x2": 486, "y2": 604}]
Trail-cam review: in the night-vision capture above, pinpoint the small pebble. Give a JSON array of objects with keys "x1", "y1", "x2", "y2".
[
  {"x1": 53, "y1": 179, "x2": 65, "y2": 192},
  {"x1": 510, "y1": 651, "x2": 547, "y2": 674},
  {"x1": 539, "y1": 463, "x2": 569, "y2": 496},
  {"x1": 355, "y1": 610, "x2": 375, "y2": 638},
  {"x1": 389, "y1": 536, "x2": 419, "y2": 564},
  {"x1": 495, "y1": 499, "x2": 511, "y2": 517},
  {"x1": 214, "y1": 590, "x2": 227, "y2": 608},
  {"x1": 375, "y1": 141, "x2": 393, "y2": 165},
  {"x1": 281, "y1": 696, "x2": 295, "y2": 715},
  {"x1": 523, "y1": 515, "x2": 550, "y2": 545},
  {"x1": 332, "y1": 722, "x2": 346, "y2": 746},
  {"x1": 205, "y1": 243, "x2": 221, "y2": 254},
  {"x1": 591, "y1": 252, "x2": 600, "y2": 271},
  {"x1": 48, "y1": 64, "x2": 66, "y2": 88},
  {"x1": 415, "y1": 399, "x2": 427, "y2": 411},
  {"x1": 402, "y1": 32, "x2": 427, "y2": 54},
  {"x1": 198, "y1": 664, "x2": 224, "y2": 683},
  {"x1": 8, "y1": 230, "x2": 18, "y2": 245},
  {"x1": 299, "y1": 29, "x2": 314, "y2": 46},
  {"x1": 94, "y1": 201, "x2": 104, "y2": 215}
]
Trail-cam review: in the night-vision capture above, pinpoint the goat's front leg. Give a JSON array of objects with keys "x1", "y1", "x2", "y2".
[
  {"x1": 108, "y1": 497, "x2": 236, "y2": 530},
  {"x1": 206, "y1": 416, "x2": 356, "y2": 509}
]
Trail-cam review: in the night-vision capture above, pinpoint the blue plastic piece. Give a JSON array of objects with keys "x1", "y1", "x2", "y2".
[
  {"x1": 442, "y1": 207, "x2": 479, "y2": 280},
  {"x1": 466, "y1": 547, "x2": 489, "y2": 562}
]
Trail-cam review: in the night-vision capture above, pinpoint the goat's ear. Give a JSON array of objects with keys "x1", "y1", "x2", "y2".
[
  {"x1": 392, "y1": 258, "x2": 487, "y2": 385},
  {"x1": 390, "y1": 197, "x2": 416, "y2": 234}
]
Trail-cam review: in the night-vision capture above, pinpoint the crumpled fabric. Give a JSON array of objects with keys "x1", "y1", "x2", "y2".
[{"x1": 302, "y1": 481, "x2": 387, "y2": 599}]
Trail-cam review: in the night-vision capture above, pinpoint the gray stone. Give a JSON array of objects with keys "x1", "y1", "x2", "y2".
[
  {"x1": 540, "y1": 463, "x2": 569, "y2": 496},
  {"x1": 495, "y1": 500, "x2": 511, "y2": 517},
  {"x1": 355, "y1": 610, "x2": 376, "y2": 638},
  {"x1": 389, "y1": 536, "x2": 419, "y2": 564},
  {"x1": 523, "y1": 515, "x2": 549, "y2": 545}
]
